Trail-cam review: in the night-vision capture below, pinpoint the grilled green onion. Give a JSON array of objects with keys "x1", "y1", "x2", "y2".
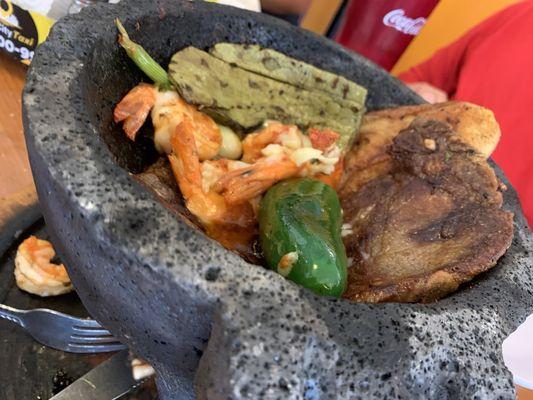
[{"x1": 115, "y1": 19, "x2": 172, "y2": 89}]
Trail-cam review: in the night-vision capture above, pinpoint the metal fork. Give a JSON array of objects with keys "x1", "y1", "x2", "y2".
[{"x1": 0, "y1": 304, "x2": 127, "y2": 353}]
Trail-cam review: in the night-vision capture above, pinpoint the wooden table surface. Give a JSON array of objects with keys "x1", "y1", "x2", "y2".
[{"x1": 0, "y1": 51, "x2": 35, "y2": 199}]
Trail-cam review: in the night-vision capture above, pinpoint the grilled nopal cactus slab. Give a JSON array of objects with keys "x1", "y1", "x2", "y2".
[
  {"x1": 168, "y1": 45, "x2": 366, "y2": 151},
  {"x1": 210, "y1": 43, "x2": 366, "y2": 107}
]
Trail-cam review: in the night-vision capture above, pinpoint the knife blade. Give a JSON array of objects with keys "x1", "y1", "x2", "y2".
[{"x1": 49, "y1": 350, "x2": 140, "y2": 400}]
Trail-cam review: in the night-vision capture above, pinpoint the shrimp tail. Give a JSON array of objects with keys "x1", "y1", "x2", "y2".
[
  {"x1": 220, "y1": 156, "x2": 300, "y2": 204},
  {"x1": 114, "y1": 83, "x2": 156, "y2": 140}
]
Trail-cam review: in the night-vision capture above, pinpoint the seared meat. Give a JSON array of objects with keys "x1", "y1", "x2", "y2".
[
  {"x1": 341, "y1": 118, "x2": 513, "y2": 303},
  {"x1": 340, "y1": 102, "x2": 501, "y2": 197}
]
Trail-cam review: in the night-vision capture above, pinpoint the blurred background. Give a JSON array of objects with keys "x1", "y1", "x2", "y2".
[{"x1": 1, "y1": 0, "x2": 522, "y2": 70}]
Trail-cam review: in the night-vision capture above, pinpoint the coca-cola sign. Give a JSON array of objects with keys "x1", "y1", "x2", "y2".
[{"x1": 383, "y1": 9, "x2": 427, "y2": 36}]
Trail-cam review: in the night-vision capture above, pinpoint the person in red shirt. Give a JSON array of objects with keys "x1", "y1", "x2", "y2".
[{"x1": 399, "y1": 1, "x2": 533, "y2": 228}]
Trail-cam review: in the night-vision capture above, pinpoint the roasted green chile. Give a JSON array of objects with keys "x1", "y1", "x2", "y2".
[{"x1": 259, "y1": 178, "x2": 348, "y2": 297}]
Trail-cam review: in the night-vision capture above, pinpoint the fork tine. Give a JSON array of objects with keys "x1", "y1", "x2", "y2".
[
  {"x1": 67, "y1": 342, "x2": 128, "y2": 353},
  {"x1": 70, "y1": 334, "x2": 119, "y2": 344},
  {"x1": 72, "y1": 326, "x2": 113, "y2": 336},
  {"x1": 72, "y1": 318, "x2": 103, "y2": 328},
  {"x1": 70, "y1": 330, "x2": 114, "y2": 337}
]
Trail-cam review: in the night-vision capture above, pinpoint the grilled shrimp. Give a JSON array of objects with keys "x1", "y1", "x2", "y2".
[
  {"x1": 114, "y1": 83, "x2": 222, "y2": 160},
  {"x1": 214, "y1": 153, "x2": 301, "y2": 204},
  {"x1": 168, "y1": 118, "x2": 344, "y2": 209},
  {"x1": 237, "y1": 122, "x2": 344, "y2": 191},
  {"x1": 14, "y1": 236, "x2": 73, "y2": 297},
  {"x1": 241, "y1": 121, "x2": 308, "y2": 163},
  {"x1": 113, "y1": 83, "x2": 156, "y2": 140},
  {"x1": 115, "y1": 84, "x2": 345, "y2": 247},
  {"x1": 168, "y1": 119, "x2": 256, "y2": 228}
]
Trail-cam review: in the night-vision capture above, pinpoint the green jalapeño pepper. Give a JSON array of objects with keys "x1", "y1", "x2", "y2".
[{"x1": 259, "y1": 178, "x2": 348, "y2": 297}]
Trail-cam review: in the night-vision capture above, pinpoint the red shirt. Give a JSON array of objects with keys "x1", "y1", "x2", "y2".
[{"x1": 400, "y1": 1, "x2": 533, "y2": 228}]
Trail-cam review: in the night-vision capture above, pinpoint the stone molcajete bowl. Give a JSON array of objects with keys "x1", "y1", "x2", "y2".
[{"x1": 22, "y1": 0, "x2": 533, "y2": 398}]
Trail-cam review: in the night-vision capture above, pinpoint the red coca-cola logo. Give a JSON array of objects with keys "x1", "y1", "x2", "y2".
[{"x1": 383, "y1": 9, "x2": 427, "y2": 36}]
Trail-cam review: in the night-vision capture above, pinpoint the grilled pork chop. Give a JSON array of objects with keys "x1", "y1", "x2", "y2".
[{"x1": 341, "y1": 118, "x2": 513, "y2": 303}]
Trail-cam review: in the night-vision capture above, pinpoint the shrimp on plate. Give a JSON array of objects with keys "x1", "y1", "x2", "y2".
[
  {"x1": 114, "y1": 83, "x2": 221, "y2": 159},
  {"x1": 114, "y1": 85, "x2": 345, "y2": 247},
  {"x1": 168, "y1": 119, "x2": 256, "y2": 229},
  {"x1": 238, "y1": 121, "x2": 344, "y2": 190},
  {"x1": 14, "y1": 236, "x2": 73, "y2": 297}
]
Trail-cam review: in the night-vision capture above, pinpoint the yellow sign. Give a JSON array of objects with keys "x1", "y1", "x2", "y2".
[{"x1": 0, "y1": 0, "x2": 54, "y2": 64}]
